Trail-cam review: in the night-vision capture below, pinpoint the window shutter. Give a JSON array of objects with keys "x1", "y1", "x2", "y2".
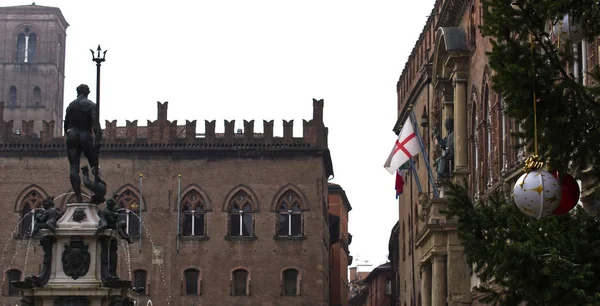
[{"x1": 302, "y1": 216, "x2": 305, "y2": 236}]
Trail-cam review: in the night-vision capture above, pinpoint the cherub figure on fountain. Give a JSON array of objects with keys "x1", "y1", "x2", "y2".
[
  {"x1": 31, "y1": 196, "x2": 62, "y2": 236},
  {"x1": 96, "y1": 193, "x2": 134, "y2": 244}
]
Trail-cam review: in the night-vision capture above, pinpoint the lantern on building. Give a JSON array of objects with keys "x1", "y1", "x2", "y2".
[
  {"x1": 552, "y1": 14, "x2": 584, "y2": 43},
  {"x1": 513, "y1": 156, "x2": 562, "y2": 220}
]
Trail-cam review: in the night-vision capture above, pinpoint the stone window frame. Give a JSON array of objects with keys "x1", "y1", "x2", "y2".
[
  {"x1": 280, "y1": 267, "x2": 302, "y2": 296},
  {"x1": 179, "y1": 186, "x2": 210, "y2": 240},
  {"x1": 183, "y1": 268, "x2": 202, "y2": 296},
  {"x1": 114, "y1": 184, "x2": 147, "y2": 240},
  {"x1": 14, "y1": 25, "x2": 38, "y2": 63},
  {"x1": 230, "y1": 267, "x2": 250, "y2": 296},
  {"x1": 14, "y1": 185, "x2": 47, "y2": 239},
  {"x1": 275, "y1": 190, "x2": 304, "y2": 238},
  {"x1": 223, "y1": 185, "x2": 259, "y2": 241}
]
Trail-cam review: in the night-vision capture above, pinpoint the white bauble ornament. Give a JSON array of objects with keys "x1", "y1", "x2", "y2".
[{"x1": 513, "y1": 170, "x2": 562, "y2": 220}]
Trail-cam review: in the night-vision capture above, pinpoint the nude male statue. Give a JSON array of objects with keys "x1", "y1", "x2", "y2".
[{"x1": 64, "y1": 84, "x2": 103, "y2": 203}]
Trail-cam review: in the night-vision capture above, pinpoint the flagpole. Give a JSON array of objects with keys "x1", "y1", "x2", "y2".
[
  {"x1": 176, "y1": 174, "x2": 181, "y2": 253},
  {"x1": 139, "y1": 173, "x2": 143, "y2": 252}
]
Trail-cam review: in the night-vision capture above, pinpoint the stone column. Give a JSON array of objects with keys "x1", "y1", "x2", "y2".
[
  {"x1": 421, "y1": 262, "x2": 432, "y2": 306},
  {"x1": 453, "y1": 59, "x2": 469, "y2": 182},
  {"x1": 432, "y1": 254, "x2": 447, "y2": 306}
]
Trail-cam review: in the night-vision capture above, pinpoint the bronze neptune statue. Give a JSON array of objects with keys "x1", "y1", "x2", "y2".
[{"x1": 64, "y1": 84, "x2": 106, "y2": 204}]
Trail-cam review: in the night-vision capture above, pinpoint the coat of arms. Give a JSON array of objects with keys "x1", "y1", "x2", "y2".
[{"x1": 61, "y1": 237, "x2": 90, "y2": 280}]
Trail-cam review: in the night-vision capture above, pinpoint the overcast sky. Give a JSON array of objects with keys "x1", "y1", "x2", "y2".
[{"x1": 6, "y1": 0, "x2": 435, "y2": 270}]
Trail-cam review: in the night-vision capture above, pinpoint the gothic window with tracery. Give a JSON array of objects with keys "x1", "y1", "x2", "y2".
[
  {"x1": 116, "y1": 189, "x2": 141, "y2": 239},
  {"x1": 20, "y1": 190, "x2": 43, "y2": 238},
  {"x1": 277, "y1": 191, "x2": 303, "y2": 237},
  {"x1": 181, "y1": 190, "x2": 205, "y2": 237},
  {"x1": 228, "y1": 191, "x2": 254, "y2": 237}
]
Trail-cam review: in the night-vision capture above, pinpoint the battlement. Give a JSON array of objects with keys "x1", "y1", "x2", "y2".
[{"x1": 0, "y1": 99, "x2": 329, "y2": 149}]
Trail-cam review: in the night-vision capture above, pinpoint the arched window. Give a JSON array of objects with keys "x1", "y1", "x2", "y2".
[
  {"x1": 133, "y1": 269, "x2": 147, "y2": 295},
  {"x1": 8, "y1": 86, "x2": 17, "y2": 107},
  {"x1": 277, "y1": 191, "x2": 303, "y2": 237},
  {"x1": 184, "y1": 268, "x2": 200, "y2": 295},
  {"x1": 484, "y1": 85, "x2": 492, "y2": 187},
  {"x1": 6, "y1": 269, "x2": 21, "y2": 296},
  {"x1": 228, "y1": 191, "x2": 254, "y2": 237},
  {"x1": 33, "y1": 86, "x2": 41, "y2": 106},
  {"x1": 116, "y1": 189, "x2": 141, "y2": 239},
  {"x1": 282, "y1": 269, "x2": 299, "y2": 296},
  {"x1": 15, "y1": 28, "x2": 36, "y2": 63},
  {"x1": 181, "y1": 189, "x2": 205, "y2": 237},
  {"x1": 20, "y1": 190, "x2": 44, "y2": 238},
  {"x1": 232, "y1": 269, "x2": 249, "y2": 296}
]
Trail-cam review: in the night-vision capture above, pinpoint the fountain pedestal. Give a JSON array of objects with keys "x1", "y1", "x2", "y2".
[{"x1": 13, "y1": 203, "x2": 138, "y2": 306}]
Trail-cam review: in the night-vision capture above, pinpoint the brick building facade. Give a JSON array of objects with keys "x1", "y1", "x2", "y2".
[
  {"x1": 0, "y1": 99, "x2": 336, "y2": 306},
  {"x1": 0, "y1": 3, "x2": 68, "y2": 137},
  {"x1": 328, "y1": 183, "x2": 353, "y2": 306},
  {"x1": 392, "y1": 1, "x2": 600, "y2": 306}
]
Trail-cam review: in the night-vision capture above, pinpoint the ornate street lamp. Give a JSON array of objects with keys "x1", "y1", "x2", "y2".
[{"x1": 90, "y1": 45, "x2": 106, "y2": 169}]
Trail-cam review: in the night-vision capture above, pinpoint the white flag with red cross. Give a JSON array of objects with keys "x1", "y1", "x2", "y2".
[{"x1": 383, "y1": 117, "x2": 420, "y2": 175}]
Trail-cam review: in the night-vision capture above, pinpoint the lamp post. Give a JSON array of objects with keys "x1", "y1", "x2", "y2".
[{"x1": 90, "y1": 45, "x2": 106, "y2": 177}]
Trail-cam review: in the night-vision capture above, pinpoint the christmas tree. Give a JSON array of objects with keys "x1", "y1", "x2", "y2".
[{"x1": 443, "y1": 0, "x2": 600, "y2": 304}]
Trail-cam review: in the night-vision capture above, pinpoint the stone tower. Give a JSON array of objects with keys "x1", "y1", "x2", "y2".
[{"x1": 0, "y1": 3, "x2": 69, "y2": 137}]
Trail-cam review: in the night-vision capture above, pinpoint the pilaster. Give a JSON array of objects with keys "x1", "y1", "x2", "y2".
[
  {"x1": 432, "y1": 254, "x2": 447, "y2": 306},
  {"x1": 421, "y1": 262, "x2": 432, "y2": 306}
]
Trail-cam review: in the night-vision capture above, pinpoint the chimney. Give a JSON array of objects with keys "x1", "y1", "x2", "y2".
[
  {"x1": 157, "y1": 101, "x2": 168, "y2": 121},
  {"x1": 312, "y1": 99, "x2": 324, "y2": 125}
]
